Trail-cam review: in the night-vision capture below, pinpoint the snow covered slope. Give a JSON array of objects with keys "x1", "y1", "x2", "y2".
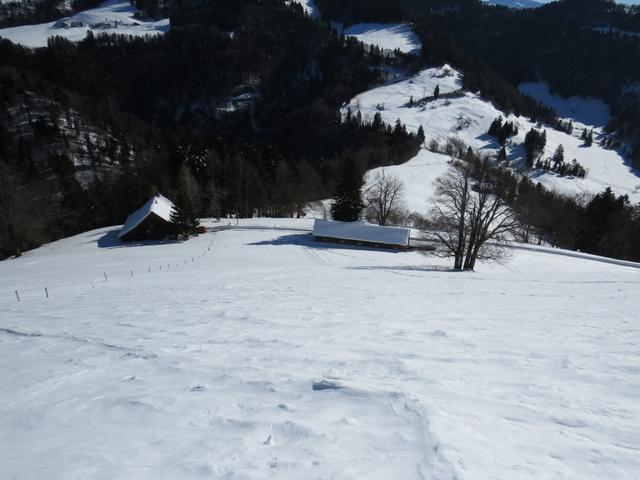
[
  {"x1": 1, "y1": 221, "x2": 639, "y2": 479},
  {"x1": 343, "y1": 23, "x2": 422, "y2": 55},
  {"x1": 0, "y1": 0, "x2": 169, "y2": 48},
  {"x1": 345, "y1": 65, "x2": 640, "y2": 204},
  {"x1": 519, "y1": 82, "x2": 611, "y2": 129},
  {"x1": 484, "y1": 0, "x2": 542, "y2": 8},
  {"x1": 364, "y1": 149, "x2": 452, "y2": 214},
  {"x1": 287, "y1": 0, "x2": 320, "y2": 18}
]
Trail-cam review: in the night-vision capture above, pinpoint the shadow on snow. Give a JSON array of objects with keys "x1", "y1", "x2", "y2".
[
  {"x1": 248, "y1": 233, "x2": 402, "y2": 253},
  {"x1": 95, "y1": 229, "x2": 180, "y2": 249}
]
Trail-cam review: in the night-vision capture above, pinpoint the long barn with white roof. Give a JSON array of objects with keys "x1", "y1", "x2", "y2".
[{"x1": 312, "y1": 219, "x2": 410, "y2": 249}]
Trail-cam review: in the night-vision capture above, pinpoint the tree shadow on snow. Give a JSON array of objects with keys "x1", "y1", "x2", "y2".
[
  {"x1": 249, "y1": 233, "x2": 402, "y2": 254},
  {"x1": 95, "y1": 229, "x2": 180, "y2": 249}
]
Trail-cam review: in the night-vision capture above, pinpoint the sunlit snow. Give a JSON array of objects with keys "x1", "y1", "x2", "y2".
[
  {"x1": 0, "y1": 0, "x2": 170, "y2": 48},
  {"x1": 1, "y1": 219, "x2": 639, "y2": 479},
  {"x1": 343, "y1": 23, "x2": 422, "y2": 55},
  {"x1": 345, "y1": 65, "x2": 640, "y2": 204}
]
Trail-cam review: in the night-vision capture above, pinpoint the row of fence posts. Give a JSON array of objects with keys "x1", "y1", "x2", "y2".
[{"x1": 12, "y1": 236, "x2": 216, "y2": 302}]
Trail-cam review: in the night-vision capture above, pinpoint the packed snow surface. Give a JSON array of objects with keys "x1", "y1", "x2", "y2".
[
  {"x1": 0, "y1": 0, "x2": 170, "y2": 48},
  {"x1": 1, "y1": 219, "x2": 639, "y2": 479},
  {"x1": 343, "y1": 23, "x2": 422, "y2": 55},
  {"x1": 345, "y1": 65, "x2": 640, "y2": 204},
  {"x1": 313, "y1": 219, "x2": 410, "y2": 246}
]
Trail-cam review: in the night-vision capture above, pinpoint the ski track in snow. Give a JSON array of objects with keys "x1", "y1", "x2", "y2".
[{"x1": 1, "y1": 219, "x2": 640, "y2": 479}]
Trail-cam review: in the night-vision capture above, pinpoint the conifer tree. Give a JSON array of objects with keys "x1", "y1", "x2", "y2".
[
  {"x1": 331, "y1": 157, "x2": 364, "y2": 222},
  {"x1": 170, "y1": 165, "x2": 201, "y2": 239},
  {"x1": 434, "y1": 84, "x2": 440, "y2": 100},
  {"x1": 372, "y1": 111, "x2": 383, "y2": 130},
  {"x1": 553, "y1": 144, "x2": 565, "y2": 165}
]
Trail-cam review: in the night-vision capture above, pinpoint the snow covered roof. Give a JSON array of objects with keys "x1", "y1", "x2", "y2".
[
  {"x1": 312, "y1": 219, "x2": 410, "y2": 247},
  {"x1": 118, "y1": 194, "x2": 175, "y2": 239}
]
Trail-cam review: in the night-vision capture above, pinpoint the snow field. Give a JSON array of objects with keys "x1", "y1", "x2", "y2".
[
  {"x1": 364, "y1": 149, "x2": 452, "y2": 214},
  {"x1": 345, "y1": 66, "x2": 640, "y2": 205},
  {"x1": 1, "y1": 222, "x2": 640, "y2": 479},
  {"x1": 518, "y1": 82, "x2": 611, "y2": 128},
  {"x1": 342, "y1": 23, "x2": 422, "y2": 55},
  {"x1": 0, "y1": 0, "x2": 170, "y2": 48}
]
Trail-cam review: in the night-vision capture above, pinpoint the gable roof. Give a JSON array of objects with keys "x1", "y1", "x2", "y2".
[
  {"x1": 312, "y1": 219, "x2": 410, "y2": 247},
  {"x1": 118, "y1": 194, "x2": 175, "y2": 239}
]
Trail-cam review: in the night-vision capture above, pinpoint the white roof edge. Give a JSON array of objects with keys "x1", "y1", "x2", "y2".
[
  {"x1": 118, "y1": 194, "x2": 175, "y2": 239},
  {"x1": 312, "y1": 219, "x2": 410, "y2": 247}
]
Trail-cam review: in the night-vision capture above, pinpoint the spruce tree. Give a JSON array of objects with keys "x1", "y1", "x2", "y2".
[
  {"x1": 372, "y1": 112, "x2": 383, "y2": 130},
  {"x1": 331, "y1": 157, "x2": 364, "y2": 222},
  {"x1": 170, "y1": 165, "x2": 201, "y2": 239},
  {"x1": 553, "y1": 144, "x2": 565, "y2": 165}
]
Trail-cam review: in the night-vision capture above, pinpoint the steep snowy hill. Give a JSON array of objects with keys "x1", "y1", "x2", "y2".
[
  {"x1": 345, "y1": 65, "x2": 640, "y2": 206},
  {"x1": 1, "y1": 221, "x2": 639, "y2": 479},
  {"x1": 0, "y1": 0, "x2": 169, "y2": 48}
]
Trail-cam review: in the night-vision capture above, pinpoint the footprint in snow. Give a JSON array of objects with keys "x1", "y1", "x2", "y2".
[{"x1": 312, "y1": 380, "x2": 341, "y2": 391}]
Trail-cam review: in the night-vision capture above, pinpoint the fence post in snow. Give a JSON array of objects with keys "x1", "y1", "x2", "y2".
[
  {"x1": 45, "y1": 287, "x2": 49, "y2": 298},
  {"x1": 130, "y1": 270, "x2": 134, "y2": 278},
  {"x1": 15, "y1": 290, "x2": 20, "y2": 302},
  {"x1": 104, "y1": 272, "x2": 108, "y2": 282},
  {"x1": 148, "y1": 267, "x2": 151, "y2": 273}
]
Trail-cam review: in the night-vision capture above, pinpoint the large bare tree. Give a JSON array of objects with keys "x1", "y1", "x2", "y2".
[
  {"x1": 427, "y1": 160, "x2": 519, "y2": 270},
  {"x1": 364, "y1": 169, "x2": 406, "y2": 226}
]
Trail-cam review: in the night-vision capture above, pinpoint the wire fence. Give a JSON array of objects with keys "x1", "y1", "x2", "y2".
[{"x1": 5, "y1": 235, "x2": 217, "y2": 304}]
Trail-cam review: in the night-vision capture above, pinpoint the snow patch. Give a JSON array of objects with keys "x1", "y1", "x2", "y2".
[
  {"x1": 0, "y1": 0, "x2": 170, "y2": 48},
  {"x1": 343, "y1": 23, "x2": 422, "y2": 55},
  {"x1": 519, "y1": 82, "x2": 611, "y2": 128}
]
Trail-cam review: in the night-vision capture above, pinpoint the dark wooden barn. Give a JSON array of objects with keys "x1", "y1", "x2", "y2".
[{"x1": 118, "y1": 194, "x2": 175, "y2": 242}]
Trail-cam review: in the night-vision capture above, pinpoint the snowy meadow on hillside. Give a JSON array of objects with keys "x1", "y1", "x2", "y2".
[
  {"x1": 0, "y1": 0, "x2": 169, "y2": 48},
  {"x1": 345, "y1": 65, "x2": 640, "y2": 205},
  {"x1": 1, "y1": 221, "x2": 640, "y2": 479}
]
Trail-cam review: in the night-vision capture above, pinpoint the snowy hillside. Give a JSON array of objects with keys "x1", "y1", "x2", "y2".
[
  {"x1": 364, "y1": 150, "x2": 452, "y2": 214},
  {"x1": 0, "y1": 0, "x2": 169, "y2": 48},
  {"x1": 1, "y1": 221, "x2": 639, "y2": 479},
  {"x1": 484, "y1": 0, "x2": 542, "y2": 7},
  {"x1": 342, "y1": 23, "x2": 422, "y2": 55},
  {"x1": 519, "y1": 82, "x2": 611, "y2": 129},
  {"x1": 345, "y1": 65, "x2": 640, "y2": 206},
  {"x1": 293, "y1": 0, "x2": 320, "y2": 18}
]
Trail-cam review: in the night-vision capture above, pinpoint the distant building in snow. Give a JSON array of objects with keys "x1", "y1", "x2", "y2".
[
  {"x1": 118, "y1": 194, "x2": 175, "y2": 242},
  {"x1": 312, "y1": 219, "x2": 410, "y2": 250}
]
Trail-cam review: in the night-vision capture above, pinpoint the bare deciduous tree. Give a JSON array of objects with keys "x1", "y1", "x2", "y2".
[
  {"x1": 427, "y1": 160, "x2": 519, "y2": 270},
  {"x1": 364, "y1": 169, "x2": 406, "y2": 226}
]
